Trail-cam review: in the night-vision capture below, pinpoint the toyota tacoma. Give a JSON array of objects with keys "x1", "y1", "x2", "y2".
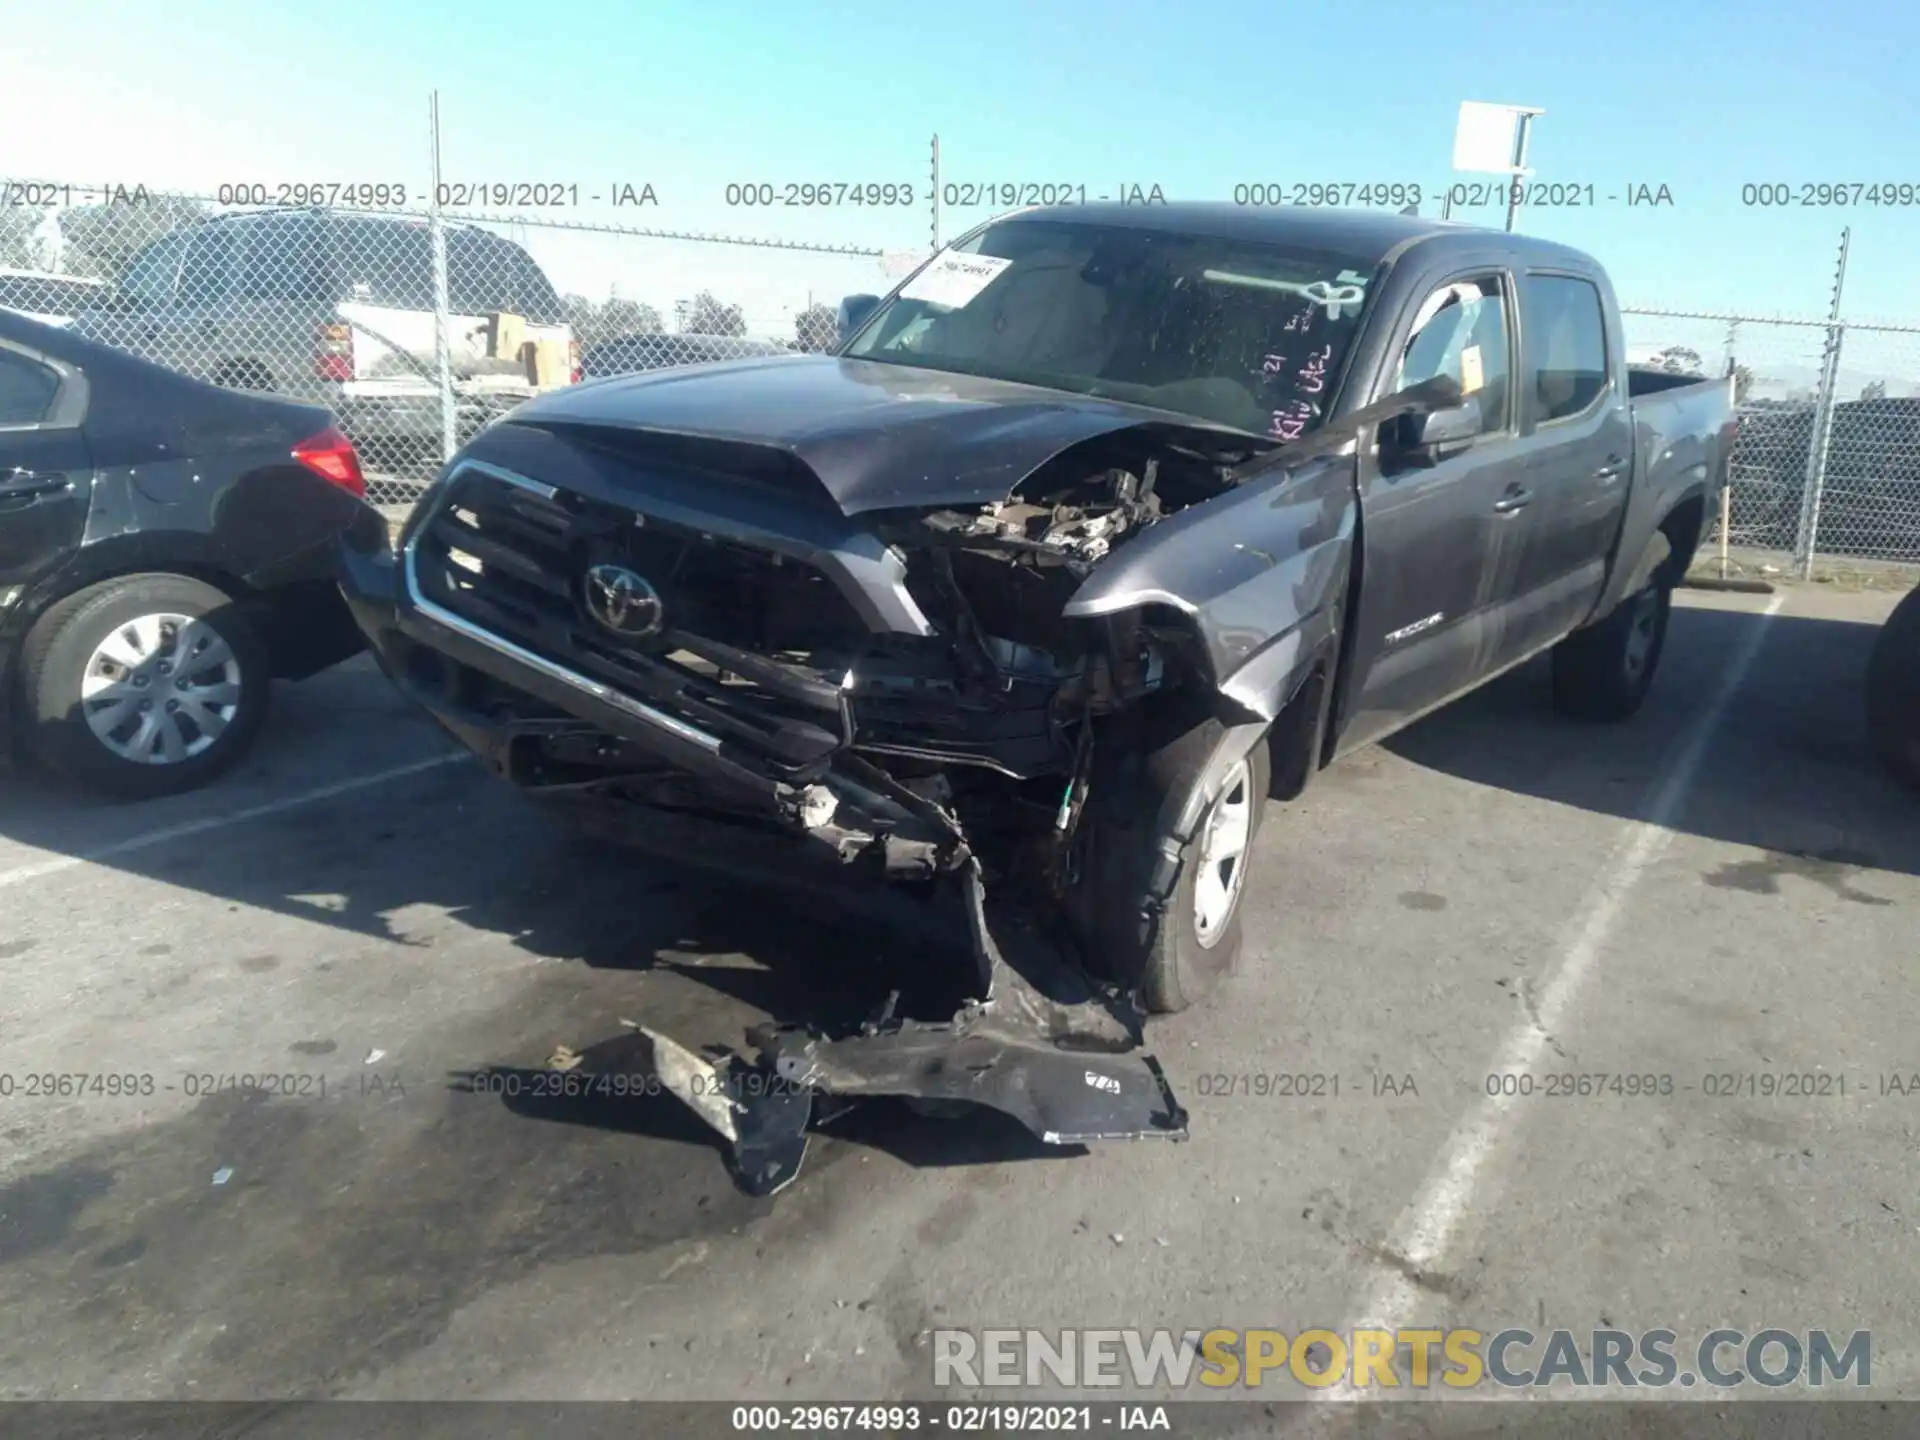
[{"x1": 339, "y1": 204, "x2": 1736, "y2": 1191}]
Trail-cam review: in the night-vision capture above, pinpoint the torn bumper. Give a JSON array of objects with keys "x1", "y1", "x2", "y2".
[
  {"x1": 633, "y1": 858, "x2": 1191, "y2": 1197},
  {"x1": 337, "y1": 484, "x2": 1191, "y2": 1196},
  {"x1": 337, "y1": 483, "x2": 958, "y2": 883}
]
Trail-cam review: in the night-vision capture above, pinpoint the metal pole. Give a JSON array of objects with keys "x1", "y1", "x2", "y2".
[
  {"x1": 428, "y1": 91, "x2": 457, "y2": 464},
  {"x1": 1793, "y1": 227, "x2": 1851, "y2": 577},
  {"x1": 1439, "y1": 185, "x2": 1454, "y2": 222},
  {"x1": 1503, "y1": 113, "x2": 1534, "y2": 233},
  {"x1": 1719, "y1": 482, "x2": 1731, "y2": 580},
  {"x1": 930, "y1": 133, "x2": 942, "y2": 251}
]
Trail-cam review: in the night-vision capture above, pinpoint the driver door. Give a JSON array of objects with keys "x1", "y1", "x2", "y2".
[{"x1": 1337, "y1": 270, "x2": 1535, "y2": 753}]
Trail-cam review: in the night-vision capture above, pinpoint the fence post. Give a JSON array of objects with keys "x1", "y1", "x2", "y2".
[
  {"x1": 929, "y1": 133, "x2": 942, "y2": 252},
  {"x1": 428, "y1": 91, "x2": 457, "y2": 464},
  {"x1": 1792, "y1": 228, "x2": 1851, "y2": 577},
  {"x1": 1795, "y1": 322, "x2": 1847, "y2": 577}
]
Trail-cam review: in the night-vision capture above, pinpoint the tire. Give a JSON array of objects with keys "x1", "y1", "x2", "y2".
[
  {"x1": 1078, "y1": 701, "x2": 1273, "y2": 1015},
  {"x1": 18, "y1": 574, "x2": 271, "y2": 800},
  {"x1": 1550, "y1": 582, "x2": 1673, "y2": 722},
  {"x1": 1866, "y1": 586, "x2": 1920, "y2": 791}
]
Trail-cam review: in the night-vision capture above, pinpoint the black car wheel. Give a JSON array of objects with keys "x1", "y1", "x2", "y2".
[
  {"x1": 18, "y1": 574, "x2": 271, "y2": 800},
  {"x1": 1550, "y1": 583, "x2": 1673, "y2": 722},
  {"x1": 1866, "y1": 585, "x2": 1920, "y2": 791},
  {"x1": 1077, "y1": 700, "x2": 1273, "y2": 1014}
]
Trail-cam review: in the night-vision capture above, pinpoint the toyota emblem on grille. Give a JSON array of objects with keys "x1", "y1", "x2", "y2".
[{"x1": 583, "y1": 564, "x2": 664, "y2": 639}]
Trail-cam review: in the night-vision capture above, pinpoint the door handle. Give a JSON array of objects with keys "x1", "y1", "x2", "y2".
[
  {"x1": 0, "y1": 472, "x2": 71, "y2": 501},
  {"x1": 1594, "y1": 454, "x2": 1629, "y2": 482},
  {"x1": 1492, "y1": 486, "x2": 1532, "y2": 514}
]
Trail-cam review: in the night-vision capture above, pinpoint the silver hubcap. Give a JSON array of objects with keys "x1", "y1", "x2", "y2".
[
  {"x1": 81, "y1": 612, "x2": 243, "y2": 765},
  {"x1": 1622, "y1": 590, "x2": 1661, "y2": 683},
  {"x1": 1193, "y1": 757, "x2": 1254, "y2": 948}
]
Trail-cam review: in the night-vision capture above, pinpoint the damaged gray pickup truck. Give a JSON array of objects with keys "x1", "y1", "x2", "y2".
[{"x1": 339, "y1": 204, "x2": 1736, "y2": 1192}]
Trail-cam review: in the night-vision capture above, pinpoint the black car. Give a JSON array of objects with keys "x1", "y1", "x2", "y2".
[
  {"x1": 1867, "y1": 584, "x2": 1920, "y2": 788},
  {"x1": 1, "y1": 309, "x2": 373, "y2": 798}
]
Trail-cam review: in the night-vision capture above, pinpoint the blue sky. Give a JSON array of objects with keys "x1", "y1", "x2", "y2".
[{"x1": 4, "y1": 0, "x2": 1917, "y2": 345}]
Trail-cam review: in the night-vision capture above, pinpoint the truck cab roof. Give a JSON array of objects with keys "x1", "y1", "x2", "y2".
[{"x1": 999, "y1": 201, "x2": 1604, "y2": 275}]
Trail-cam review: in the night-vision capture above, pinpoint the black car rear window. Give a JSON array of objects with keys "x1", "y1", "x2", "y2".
[{"x1": 0, "y1": 347, "x2": 60, "y2": 425}]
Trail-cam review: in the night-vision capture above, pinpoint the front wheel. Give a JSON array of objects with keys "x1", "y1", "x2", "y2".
[
  {"x1": 1550, "y1": 583, "x2": 1673, "y2": 722},
  {"x1": 1077, "y1": 703, "x2": 1272, "y2": 1014},
  {"x1": 18, "y1": 574, "x2": 271, "y2": 800}
]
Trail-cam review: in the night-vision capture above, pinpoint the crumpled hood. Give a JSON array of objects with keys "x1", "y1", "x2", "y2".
[{"x1": 504, "y1": 353, "x2": 1257, "y2": 514}]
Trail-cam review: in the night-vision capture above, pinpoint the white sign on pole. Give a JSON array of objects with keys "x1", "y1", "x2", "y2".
[{"x1": 1452, "y1": 101, "x2": 1545, "y2": 175}]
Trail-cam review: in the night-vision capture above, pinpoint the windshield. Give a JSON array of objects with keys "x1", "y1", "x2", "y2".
[{"x1": 843, "y1": 217, "x2": 1381, "y2": 438}]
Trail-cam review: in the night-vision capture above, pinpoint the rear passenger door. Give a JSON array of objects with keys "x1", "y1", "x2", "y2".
[
  {"x1": 1502, "y1": 271, "x2": 1635, "y2": 651},
  {"x1": 1340, "y1": 269, "x2": 1532, "y2": 750},
  {"x1": 0, "y1": 339, "x2": 92, "y2": 589}
]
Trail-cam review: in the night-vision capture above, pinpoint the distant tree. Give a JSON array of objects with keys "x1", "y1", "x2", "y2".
[
  {"x1": 600, "y1": 296, "x2": 663, "y2": 337},
  {"x1": 0, "y1": 207, "x2": 47, "y2": 269},
  {"x1": 1859, "y1": 379, "x2": 1888, "y2": 402},
  {"x1": 794, "y1": 302, "x2": 838, "y2": 353},
  {"x1": 560, "y1": 292, "x2": 596, "y2": 334},
  {"x1": 1733, "y1": 364, "x2": 1756, "y2": 404},
  {"x1": 57, "y1": 196, "x2": 209, "y2": 283},
  {"x1": 683, "y1": 290, "x2": 746, "y2": 337},
  {"x1": 1649, "y1": 345, "x2": 1705, "y2": 375},
  {"x1": 560, "y1": 293, "x2": 664, "y2": 343}
]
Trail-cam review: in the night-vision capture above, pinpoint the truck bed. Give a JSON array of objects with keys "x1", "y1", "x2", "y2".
[{"x1": 1587, "y1": 369, "x2": 1737, "y2": 619}]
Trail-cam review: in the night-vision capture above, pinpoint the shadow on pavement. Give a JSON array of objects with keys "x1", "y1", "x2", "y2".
[
  {"x1": 1382, "y1": 604, "x2": 1920, "y2": 883},
  {"x1": 1, "y1": 597, "x2": 1910, "y2": 1210}
]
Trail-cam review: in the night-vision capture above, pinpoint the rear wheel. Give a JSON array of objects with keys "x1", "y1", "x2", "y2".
[
  {"x1": 1550, "y1": 583, "x2": 1672, "y2": 722},
  {"x1": 1866, "y1": 586, "x2": 1920, "y2": 790},
  {"x1": 18, "y1": 574, "x2": 271, "y2": 799},
  {"x1": 1078, "y1": 701, "x2": 1272, "y2": 1014}
]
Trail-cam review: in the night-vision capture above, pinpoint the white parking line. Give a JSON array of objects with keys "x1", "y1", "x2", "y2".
[
  {"x1": 0, "y1": 752, "x2": 469, "y2": 890},
  {"x1": 1329, "y1": 592, "x2": 1786, "y2": 1390}
]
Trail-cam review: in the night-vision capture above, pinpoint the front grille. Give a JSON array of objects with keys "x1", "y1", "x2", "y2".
[{"x1": 408, "y1": 465, "x2": 862, "y2": 770}]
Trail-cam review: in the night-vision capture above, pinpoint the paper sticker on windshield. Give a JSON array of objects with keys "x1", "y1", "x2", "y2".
[
  {"x1": 1299, "y1": 280, "x2": 1366, "y2": 321},
  {"x1": 1460, "y1": 345, "x2": 1485, "y2": 393},
  {"x1": 899, "y1": 251, "x2": 1012, "y2": 309}
]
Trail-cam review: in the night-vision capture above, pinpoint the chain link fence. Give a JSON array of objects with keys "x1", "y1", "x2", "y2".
[
  {"x1": 1620, "y1": 306, "x2": 1920, "y2": 575},
  {"x1": 0, "y1": 183, "x2": 900, "y2": 510},
  {"x1": 5, "y1": 179, "x2": 1920, "y2": 569}
]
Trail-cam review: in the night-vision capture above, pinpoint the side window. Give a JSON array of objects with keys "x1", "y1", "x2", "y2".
[
  {"x1": 234, "y1": 217, "x2": 325, "y2": 302},
  {"x1": 1520, "y1": 274, "x2": 1609, "y2": 423},
  {"x1": 1391, "y1": 274, "x2": 1511, "y2": 434},
  {"x1": 0, "y1": 348, "x2": 60, "y2": 426},
  {"x1": 331, "y1": 219, "x2": 435, "y2": 310},
  {"x1": 448, "y1": 231, "x2": 564, "y2": 323},
  {"x1": 178, "y1": 225, "x2": 241, "y2": 306},
  {"x1": 121, "y1": 232, "x2": 188, "y2": 307}
]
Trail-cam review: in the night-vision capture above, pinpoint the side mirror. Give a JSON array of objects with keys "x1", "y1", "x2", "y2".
[
  {"x1": 836, "y1": 293, "x2": 881, "y2": 346},
  {"x1": 1387, "y1": 395, "x2": 1483, "y2": 464}
]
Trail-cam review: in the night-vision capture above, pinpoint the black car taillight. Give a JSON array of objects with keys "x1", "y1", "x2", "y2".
[{"x1": 292, "y1": 424, "x2": 367, "y2": 498}]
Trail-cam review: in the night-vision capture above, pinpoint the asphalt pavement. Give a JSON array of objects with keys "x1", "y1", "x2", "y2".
[{"x1": 0, "y1": 583, "x2": 1913, "y2": 1411}]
